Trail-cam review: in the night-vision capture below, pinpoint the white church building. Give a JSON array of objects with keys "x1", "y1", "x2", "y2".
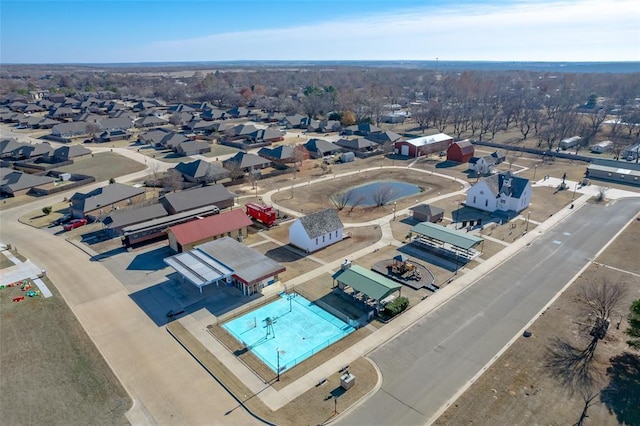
[{"x1": 465, "y1": 171, "x2": 531, "y2": 214}]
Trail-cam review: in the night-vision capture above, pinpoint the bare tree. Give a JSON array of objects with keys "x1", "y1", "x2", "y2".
[
  {"x1": 146, "y1": 160, "x2": 161, "y2": 187},
  {"x1": 245, "y1": 170, "x2": 260, "y2": 190},
  {"x1": 372, "y1": 184, "x2": 395, "y2": 207},
  {"x1": 582, "y1": 279, "x2": 628, "y2": 327},
  {"x1": 85, "y1": 122, "x2": 101, "y2": 141},
  {"x1": 169, "y1": 112, "x2": 183, "y2": 127},
  {"x1": 595, "y1": 186, "x2": 608, "y2": 202},
  {"x1": 330, "y1": 189, "x2": 355, "y2": 211},
  {"x1": 224, "y1": 161, "x2": 244, "y2": 181},
  {"x1": 574, "y1": 387, "x2": 601, "y2": 426},
  {"x1": 348, "y1": 194, "x2": 367, "y2": 214},
  {"x1": 163, "y1": 169, "x2": 183, "y2": 192},
  {"x1": 292, "y1": 145, "x2": 307, "y2": 178},
  {"x1": 411, "y1": 103, "x2": 430, "y2": 132}
]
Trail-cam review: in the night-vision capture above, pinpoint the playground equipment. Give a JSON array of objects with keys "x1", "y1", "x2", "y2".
[{"x1": 387, "y1": 255, "x2": 421, "y2": 280}]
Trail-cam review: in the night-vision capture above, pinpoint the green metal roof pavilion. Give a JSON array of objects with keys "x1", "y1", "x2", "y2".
[
  {"x1": 332, "y1": 264, "x2": 401, "y2": 301},
  {"x1": 411, "y1": 222, "x2": 483, "y2": 250}
]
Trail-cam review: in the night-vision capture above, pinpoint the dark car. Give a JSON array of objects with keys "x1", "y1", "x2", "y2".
[
  {"x1": 51, "y1": 214, "x2": 72, "y2": 227},
  {"x1": 64, "y1": 218, "x2": 87, "y2": 231}
]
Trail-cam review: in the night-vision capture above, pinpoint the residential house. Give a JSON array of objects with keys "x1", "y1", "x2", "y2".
[
  {"x1": 226, "y1": 106, "x2": 250, "y2": 118},
  {"x1": 0, "y1": 167, "x2": 56, "y2": 197},
  {"x1": 201, "y1": 108, "x2": 226, "y2": 121},
  {"x1": 465, "y1": 171, "x2": 531, "y2": 214},
  {"x1": 347, "y1": 123, "x2": 382, "y2": 136},
  {"x1": 303, "y1": 138, "x2": 341, "y2": 158},
  {"x1": 174, "y1": 140, "x2": 211, "y2": 156},
  {"x1": 135, "y1": 115, "x2": 169, "y2": 128},
  {"x1": 69, "y1": 183, "x2": 146, "y2": 220},
  {"x1": 166, "y1": 209, "x2": 253, "y2": 252},
  {"x1": 366, "y1": 130, "x2": 403, "y2": 145},
  {"x1": 223, "y1": 152, "x2": 272, "y2": 172},
  {"x1": 161, "y1": 133, "x2": 190, "y2": 150},
  {"x1": 468, "y1": 156, "x2": 496, "y2": 175},
  {"x1": 281, "y1": 114, "x2": 307, "y2": 129},
  {"x1": 335, "y1": 137, "x2": 378, "y2": 154},
  {"x1": 174, "y1": 159, "x2": 229, "y2": 184},
  {"x1": 47, "y1": 144, "x2": 92, "y2": 162},
  {"x1": 160, "y1": 184, "x2": 235, "y2": 214},
  {"x1": 447, "y1": 139, "x2": 475, "y2": 163},
  {"x1": 139, "y1": 129, "x2": 171, "y2": 147},
  {"x1": 97, "y1": 129, "x2": 131, "y2": 143},
  {"x1": 289, "y1": 208, "x2": 344, "y2": 253},
  {"x1": 258, "y1": 145, "x2": 295, "y2": 164},
  {"x1": 317, "y1": 120, "x2": 342, "y2": 133}
]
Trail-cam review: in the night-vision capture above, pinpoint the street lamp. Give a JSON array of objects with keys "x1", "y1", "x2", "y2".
[
  {"x1": 526, "y1": 211, "x2": 531, "y2": 232},
  {"x1": 533, "y1": 164, "x2": 537, "y2": 181},
  {"x1": 393, "y1": 202, "x2": 397, "y2": 221},
  {"x1": 276, "y1": 347, "x2": 285, "y2": 381},
  {"x1": 573, "y1": 183, "x2": 578, "y2": 200}
]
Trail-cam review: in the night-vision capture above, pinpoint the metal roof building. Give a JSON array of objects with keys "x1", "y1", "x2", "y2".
[
  {"x1": 332, "y1": 263, "x2": 402, "y2": 308},
  {"x1": 164, "y1": 249, "x2": 234, "y2": 293}
]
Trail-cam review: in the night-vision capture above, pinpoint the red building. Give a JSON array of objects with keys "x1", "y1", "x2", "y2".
[
  {"x1": 446, "y1": 139, "x2": 475, "y2": 163},
  {"x1": 394, "y1": 133, "x2": 453, "y2": 157}
]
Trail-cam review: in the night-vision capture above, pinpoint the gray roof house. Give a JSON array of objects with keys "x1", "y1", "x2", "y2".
[
  {"x1": 335, "y1": 137, "x2": 378, "y2": 152},
  {"x1": 303, "y1": 139, "x2": 341, "y2": 158},
  {"x1": 289, "y1": 208, "x2": 344, "y2": 253},
  {"x1": 160, "y1": 184, "x2": 235, "y2": 214},
  {"x1": 223, "y1": 152, "x2": 272, "y2": 172},
  {"x1": 174, "y1": 159, "x2": 229, "y2": 183},
  {"x1": 0, "y1": 167, "x2": 56, "y2": 197},
  {"x1": 174, "y1": 140, "x2": 212, "y2": 156},
  {"x1": 139, "y1": 129, "x2": 171, "y2": 146},
  {"x1": 70, "y1": 183, "x2": 146, "y2": 219},
  {"x1": 258, "y1": 144, "x2": 295, "y2": 163},
  {"x1": 135, "y1": 115, "x2": 169, "y2": 128}
]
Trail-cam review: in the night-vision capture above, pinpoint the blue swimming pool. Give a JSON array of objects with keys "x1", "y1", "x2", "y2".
[{"x1": 222, "y1": 293, "x2": 355, "y2": 373}]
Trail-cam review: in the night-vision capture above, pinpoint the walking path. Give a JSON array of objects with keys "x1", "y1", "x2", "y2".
[{"x1": 177, "y1": 159, "x2": 640, "y2": 413}]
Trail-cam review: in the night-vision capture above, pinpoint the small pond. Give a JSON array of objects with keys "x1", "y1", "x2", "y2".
[{"x1": 339, "y1": 181, "x2": 422, "y2": 206}]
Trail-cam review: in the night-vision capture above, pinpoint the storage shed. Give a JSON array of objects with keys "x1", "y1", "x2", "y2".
[{"x1": 409, "y1": 204, "x2": 444, "y2": 223}]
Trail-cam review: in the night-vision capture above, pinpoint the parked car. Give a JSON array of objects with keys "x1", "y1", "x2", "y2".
[
  {"x1": 51, "y1": 214, "x2": 72, "y2": 226},
  {"x1": 64, "y1": 218, "x2": 87, "y2": 231}
]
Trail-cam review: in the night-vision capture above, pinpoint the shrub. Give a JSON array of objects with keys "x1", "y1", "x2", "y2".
[
  {"x1": 42, "y1": 206, "x2": 52, "y2": 215},
  {"x1": 384, "y1": 296, "x2": 409, "y2": 317}
]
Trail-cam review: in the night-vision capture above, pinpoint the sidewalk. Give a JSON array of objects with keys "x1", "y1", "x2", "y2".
[{"x1": 177, "y1": 191, "x2": 594, "y2": 412}]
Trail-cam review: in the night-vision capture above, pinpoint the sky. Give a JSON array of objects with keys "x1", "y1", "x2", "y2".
[{"x1": 1, "y1": 0, "x2": 639, "y2": 64}]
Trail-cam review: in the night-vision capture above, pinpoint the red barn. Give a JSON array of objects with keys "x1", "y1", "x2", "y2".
[{"x1": 446, "y1": 139, "x2": 475, "y2": 163}]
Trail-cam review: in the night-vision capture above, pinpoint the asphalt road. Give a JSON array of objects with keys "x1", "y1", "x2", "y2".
[{"x1": 340, "y1": 197, "x2": 640, "y2": 426}]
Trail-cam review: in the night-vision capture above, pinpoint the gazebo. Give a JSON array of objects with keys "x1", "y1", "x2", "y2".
[{"x1": 332, "y1": 261, "x2": 402, "y2": 309}]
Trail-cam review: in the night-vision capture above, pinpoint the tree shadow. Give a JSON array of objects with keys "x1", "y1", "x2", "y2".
[
  {"x1": 545, "y1": 336, "x2": 602, "y2": 393},
  {"x1": 600, "y1": 352, "x2": 640, "y2": 425}
]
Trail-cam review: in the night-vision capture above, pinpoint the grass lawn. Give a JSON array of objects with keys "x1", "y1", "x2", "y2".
[
  {"x1": 55, "y1": 152, "x2": 146, "y2": 182},
  {"x1": 0, "y1": 252, "x2": 13, "y2": 269},
  {"x1": 0, "y1": 276, "x2": 130, "y2": 425}
]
